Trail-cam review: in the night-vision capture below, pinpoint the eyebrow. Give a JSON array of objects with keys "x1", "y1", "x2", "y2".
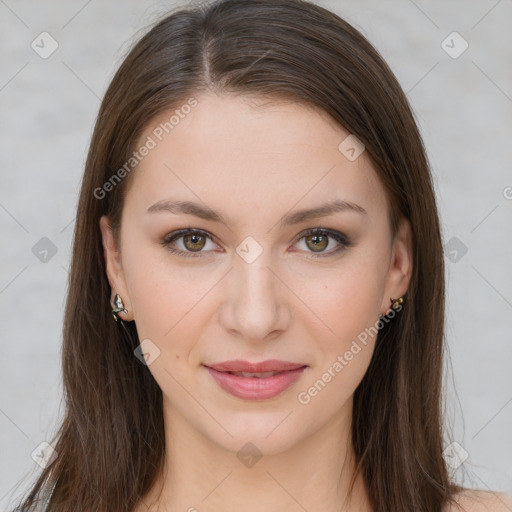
[{"x1": 146, "y1": 198, "x2": 367, "y2": 228}]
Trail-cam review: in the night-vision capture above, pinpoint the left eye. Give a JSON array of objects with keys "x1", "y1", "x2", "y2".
[
  {"x1": 293, "y1": 228, "x2": 351, "y2": 257},
  {"x1": 161, "y1": 228, "x2": 351, "y2": 258}
]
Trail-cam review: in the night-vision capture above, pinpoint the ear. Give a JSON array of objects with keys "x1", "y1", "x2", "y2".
[
  {"x1": 380, "y1": 216, "x2": 413, "y2": 315},
  {"x1": 99, "y1": 215, "x2": 133, "y2": 321}
]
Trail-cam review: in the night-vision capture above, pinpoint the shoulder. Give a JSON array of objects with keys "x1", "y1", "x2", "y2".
[{"x1": 444, "y1": 489, "x2": 512, "y2": 512}]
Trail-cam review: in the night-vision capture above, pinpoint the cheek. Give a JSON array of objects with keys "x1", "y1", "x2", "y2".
[
  {"x1": 122, "y1": 249, "x2": 213, "y2": 395},
  {"x1": 121, "y1": 240, "x2": 197, "y2": 341},
  {"x1": 296, "y1": 257, "x2": 383, "y2": 346},
  {"x1": 294, "y1": 274, "x2": 381, "y2": 412}
]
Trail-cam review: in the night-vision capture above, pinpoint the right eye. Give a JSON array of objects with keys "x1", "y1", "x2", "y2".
[{"x1": 161, "y1": 228, "x2": 220, "y2": 258}]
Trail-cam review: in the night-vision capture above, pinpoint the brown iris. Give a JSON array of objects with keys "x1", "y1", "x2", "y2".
[
  {"x1": 183, "y1": 233, "x2": 206, "y2": 252},
  {"x1": 305, "y1": 233, "x2": 328, "y2": 252}
]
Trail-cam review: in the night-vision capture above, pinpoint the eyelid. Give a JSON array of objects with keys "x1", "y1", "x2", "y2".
[{"x1": 161, "y1": 227, "x2": 351, "y2": 258}]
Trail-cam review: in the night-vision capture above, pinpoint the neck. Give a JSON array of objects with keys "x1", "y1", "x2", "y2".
[{"x1": 136, "y1": 397, "x2": 372, "y2": 512}]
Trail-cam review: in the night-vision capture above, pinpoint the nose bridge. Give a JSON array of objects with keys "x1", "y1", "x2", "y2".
[
  {"x1": 234, "y1": 234, "x2": 277, "y2": 296},
  {"x1": 222, "y1": 241, "x2": 288, "y2": 339},
  {"x1": 238, "y1": 253, "x2": 275, "y2": 300}
]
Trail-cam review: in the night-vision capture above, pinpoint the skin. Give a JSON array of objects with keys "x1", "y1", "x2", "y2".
[{"x1": 99, "y1": 91, "x2": 414, "y2": 511}]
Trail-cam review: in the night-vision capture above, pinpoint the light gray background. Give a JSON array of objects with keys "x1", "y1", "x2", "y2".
[{"x1": 1, "y1": 0, "x2": 511, "y2": 509}]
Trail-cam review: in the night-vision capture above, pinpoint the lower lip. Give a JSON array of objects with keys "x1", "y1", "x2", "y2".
[{"x1": 205, "y1": 366, "x2": 307, "y2": 400}]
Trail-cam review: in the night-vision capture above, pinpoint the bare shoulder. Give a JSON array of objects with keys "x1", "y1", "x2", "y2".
[{"x1": 445, "y1": 489, "x2": 512, "y2": 512}]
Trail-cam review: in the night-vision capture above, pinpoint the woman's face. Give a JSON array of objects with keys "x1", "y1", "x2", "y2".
[{"x1": 100, "y1": 92, "x2": 412, "y2": 455}]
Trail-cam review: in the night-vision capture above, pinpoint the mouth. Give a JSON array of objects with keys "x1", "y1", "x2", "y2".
[{"x1": 203, "y1": 361, "x2": 308, "y2": 400}]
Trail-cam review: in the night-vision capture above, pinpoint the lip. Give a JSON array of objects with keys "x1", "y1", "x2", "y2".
[
  {"x1": 203, "y1": 360, "x2": 308, "y2": 400},
  {"x1": 206, "y1": 359, "x2": 306, "y2": 373}
]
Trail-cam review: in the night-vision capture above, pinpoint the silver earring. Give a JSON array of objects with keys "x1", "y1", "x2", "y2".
[{"x1": 112, "y1": 294, "x2": 128, "y2": 321}]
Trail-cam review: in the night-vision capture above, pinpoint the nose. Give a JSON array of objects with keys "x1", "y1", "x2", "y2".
[{"x1": 218, "y1": 252, "x2": 291, "y2": 343}]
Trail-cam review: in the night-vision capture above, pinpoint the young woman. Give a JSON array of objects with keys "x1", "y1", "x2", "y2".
[{"x1": 12, "y1": 0, "x2": 512, "y2": 511}]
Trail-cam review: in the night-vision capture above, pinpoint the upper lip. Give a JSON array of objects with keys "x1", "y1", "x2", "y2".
[{"x1": 205, "y1": 360, "x2": 307, "y2": 373}]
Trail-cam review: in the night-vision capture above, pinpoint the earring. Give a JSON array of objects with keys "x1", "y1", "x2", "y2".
[
  {"x1": 390, "y1": 296, "x2": 404, "y2": 310},
  {"x1": 112, "y1": 293, "x2": 128, "y2": 321},
  {"x1": 380, "y1": 296, "x2": 404, "y2": 319}
]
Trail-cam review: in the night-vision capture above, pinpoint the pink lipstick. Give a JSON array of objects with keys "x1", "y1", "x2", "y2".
[{"x1": 204, "y1": 359, "x2": 307, "y2": 400}]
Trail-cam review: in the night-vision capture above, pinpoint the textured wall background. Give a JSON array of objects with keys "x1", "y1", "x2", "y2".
[{"x1": 1, "y1": 0, "x2": 511, "y2": 508}]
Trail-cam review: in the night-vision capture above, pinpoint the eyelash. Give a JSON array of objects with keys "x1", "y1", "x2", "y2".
[{"x1": 160, "y1": 227, "x2": 351, "y2": 259}]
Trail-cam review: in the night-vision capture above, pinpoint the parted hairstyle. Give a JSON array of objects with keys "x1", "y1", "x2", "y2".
[{"x1": 13, "y1": 0, "x2": 464, "y2": 510}]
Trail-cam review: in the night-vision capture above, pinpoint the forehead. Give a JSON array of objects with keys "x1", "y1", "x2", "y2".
[{"x1": 124, "y1": 92, "x2": 387, "y2": 224}]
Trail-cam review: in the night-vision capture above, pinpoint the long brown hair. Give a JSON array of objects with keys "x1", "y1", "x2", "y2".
[{"x1": 12, "y1": 0, "x2": 464, "y2": 510}]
